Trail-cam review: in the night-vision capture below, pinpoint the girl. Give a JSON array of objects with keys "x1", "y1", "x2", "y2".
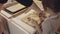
[{"x1": 30, "y1": 0, "x2": 60, "y2": 34}]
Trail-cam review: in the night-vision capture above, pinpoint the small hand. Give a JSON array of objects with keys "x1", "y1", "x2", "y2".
[
  {"x1": 30, "y1": 19, "x2": 42, "y2": 34},
  {"x1": 29, "y1": 19, "x2": 39, "y2": 27}
]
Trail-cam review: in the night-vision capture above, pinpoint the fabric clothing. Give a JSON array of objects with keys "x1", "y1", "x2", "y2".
[
  {"x1": 16, "y1": 0, "x2": 33, "y2": 7},
  {"x1": 0, "y1": 15, "x2": 9, "y2": 34},
  {"x1": 0, "y1": 26, "x2": 2, "y2": 34},
  {"x1": 0, "y1": 0, "x2": 8, "y2": 4},
  {"x1": 42, "y1": 15, "x2": 60, "y2": 34}
]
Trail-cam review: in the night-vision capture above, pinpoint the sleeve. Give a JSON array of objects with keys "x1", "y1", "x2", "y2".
[
  {"x1": 42, "y1": 19, "x2": 54, "y2": 34},
  {"x1": 0, "y1": 0, "x2": 8, "y2": 4},
  {"x1": 16, "y1": 0, "x2": 33, "y2": 7}
]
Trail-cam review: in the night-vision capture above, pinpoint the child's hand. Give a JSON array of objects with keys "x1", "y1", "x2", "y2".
[{"x1": 29, "y1": 19, "x2": 39, "y2": 27}]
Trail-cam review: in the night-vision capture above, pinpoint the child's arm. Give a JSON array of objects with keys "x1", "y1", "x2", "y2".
[
  {"x1": 30, "y1": 19, "x2": 42, "y2": 34},
  {"x1": 0, "y1": 3, "x2": 3, "y2": 11},
  {"x1": 0, "y1": 0, "x2": 8, "y2": 11},
  {"x1": 35, "y1": 23, "x2": 42, "y2": 34},
  {"x1": 30, "y1": 2, "x2": 42, "y2": 15}
]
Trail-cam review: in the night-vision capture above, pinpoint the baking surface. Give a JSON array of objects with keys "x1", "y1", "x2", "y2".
[
  {"x1": 6, "y1": 3, "x2": 25, "y2": 12},
  {"x1": 21, "y1": 9, "x2": 41, "y2": 27}
]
